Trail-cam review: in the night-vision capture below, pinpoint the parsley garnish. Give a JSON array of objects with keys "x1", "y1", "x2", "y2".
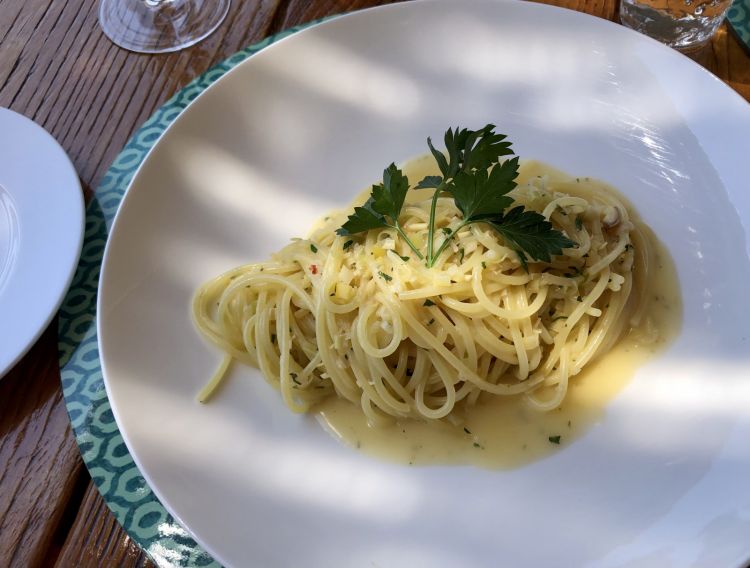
[
  {"x1": 548, "y1": 435, "x2": 561, "y2": 445},
  {"x1": 492, "y1": 208, "x2": 574, "y2": 270},
  {"x1": 378, "y1": 271, "x2": 392, "y2": 282},
  {"x1": 343, "y1": 240, "x2": 354, "y2": 250},
  {"x1": 399, "y1": 255, "x2": 410, "y2": 262},
  {"x1": 451, "y1": 158, "x2": 517, "y2": 219},
  {"x1": 423, "y1": 299, "x2": 435, "y2": 307},
  {"x1": 575, "y1": 215, "x2": 583, "y2": 231},
  {"x1": 337, "y1": 164, "x2": 423, "y2": 260},
  {"x1": 337, "y1": 125, "x2": 575, "y2": 268},
  {"x1": 310, "y1": 243, "x2": 318, "y2": 253}
]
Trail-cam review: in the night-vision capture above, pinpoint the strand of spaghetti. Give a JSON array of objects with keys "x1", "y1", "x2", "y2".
[
  {"x1": 628, "y1": 223, "x2": 652, "y2": 328},
  {"x1": 415, "y1": 354, "x2": 457, "y2": 419},
  {"x1": 321, "y1": 308, "x2": 360, "y2": 403},
  {"x1": 526, "y1": 346, "x2": 570, "y2": 410},
  {"x1": 471, "y1": 267, "x2": 548, "y2": 320},
  {"x1": 197, "y1": 355, "x2": 232, "y2": 402},
  {"x1": 541, "y1": 266, "x2": 611, "y2": 375},
  {"x1": 401, "y1": 302, "x2": 546, "y2": 395},
  {"x1": 350, "y1": 326, "x2": 410, "y2": 415}
]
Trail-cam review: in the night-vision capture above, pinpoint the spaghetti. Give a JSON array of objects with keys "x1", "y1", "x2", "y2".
[{"x1": 192, "y1": 160, "x2": 653, "y2": 425}]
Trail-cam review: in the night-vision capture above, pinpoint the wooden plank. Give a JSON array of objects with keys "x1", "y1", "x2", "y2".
[
  {"x1": 54, "y1": 482, "x2": 153, "y2": 568},
  {"x1": 701, "y1": 26, "x2": 750, "y2": 101},
  {"x1": 535, "y1": 0, "x2": 618, "y2": 19},
  {"x1": 0, "y1": 325, "x2": 84, "y2": 568}
]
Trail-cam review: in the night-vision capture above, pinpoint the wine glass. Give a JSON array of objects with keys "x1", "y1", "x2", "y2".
[{"x1": 99, "y1": 0, "x2": 231, "y2": 54}]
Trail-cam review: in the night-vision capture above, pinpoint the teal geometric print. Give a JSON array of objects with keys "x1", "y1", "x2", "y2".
[
  {"x1": 728, "y1": 0, "x2": 750, "y2": 53},
  {"x1": 57, "y1": 21, "x2": 320, "y2": 568}
]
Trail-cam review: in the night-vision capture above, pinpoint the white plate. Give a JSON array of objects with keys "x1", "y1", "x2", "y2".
[
  {"x1": 98, "y1": 1, "x2": 750, "y2": 566},
  {"x1": 0, "y1": 108, "x2": 84, "y2": 377}
]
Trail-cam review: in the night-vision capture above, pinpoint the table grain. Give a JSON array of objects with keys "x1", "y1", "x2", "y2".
[{"x1": 0, "y1": 0, "x2": 748, "y2": 566}]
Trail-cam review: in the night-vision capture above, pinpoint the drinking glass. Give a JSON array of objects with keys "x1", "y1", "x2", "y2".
[
  {"x1": 99, "y1": 0, "x2": 231, "y2": 54},
  {"x1": 620, "y1": 0, "x2": 734, "y2": 51}
]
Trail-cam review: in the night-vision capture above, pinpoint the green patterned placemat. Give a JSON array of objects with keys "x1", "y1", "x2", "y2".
[
  {"x1": 57, "y1": 21, "x2": 320, "y2": 568},
  {"x1": 728, "y1": 0, "x2": 750, "y2": 53}
]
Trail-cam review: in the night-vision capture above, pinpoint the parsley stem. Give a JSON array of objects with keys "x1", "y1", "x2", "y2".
[
  {"x1": 426, "y1": 180, "x2": 448, "y2": 264},
  {"x1": 395, "y1": 224, "x2": 424, "y2": 260},
  {"x1": 429, "y1": 220, "x2": 470, "y2": 267}
]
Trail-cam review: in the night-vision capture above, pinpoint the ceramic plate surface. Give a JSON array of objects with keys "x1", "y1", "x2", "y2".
[
  {"x1": 98, "y1": 1, "x2": 750, "y2": 566},
  {"x1": 0, "y1": 108, "x2": 84, "y2": 377}
]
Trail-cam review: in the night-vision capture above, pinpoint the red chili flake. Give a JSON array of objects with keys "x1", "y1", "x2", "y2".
[{"x1": 310, "y1": 264, "x2": 318, "y2": 275}]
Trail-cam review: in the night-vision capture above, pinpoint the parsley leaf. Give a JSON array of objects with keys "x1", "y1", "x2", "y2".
[
  {"x1": 429, "y1": 156, "x2": 572, "y2": 269},
  {"x1": 427, "y1": 137, "x2": 450, "y2": 178},
  {"x1": 460, "y1": 125, "x2": 515, "y2": 173},
  {"x1": 437, "y1": 124, "x2": 515, "y2": 178},
  {"x1": 450, "y1": 157, "x2": 518, "y2": 219},
  {"x1": 337, "y1": 163, "x2": 408, "y2": 236},
  {"x1": 485, "y1": 207, "x2": 576, "y2": 269},
  {"x1": 548, "y1": 435, "x2": 561, "y2": 445},
  {"x1": 415, "y1": 175, "x2": 442, "y2": 189},
  {"x1": 337, "y1": 164, "x2": 423, "y2": 260},
  {"x1": 371, "y1": 163, "x2": 410, "y2": 224},
  {"x1": 424, "y1": 125, "x2": 514, "y2": 262},
  {"x1": 337, "y1": 200, "x2": 387, "y2": 235}
]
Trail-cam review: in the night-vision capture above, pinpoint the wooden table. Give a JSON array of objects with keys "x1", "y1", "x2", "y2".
[{"x1": 0, "y1": 0, "x2": 748, "y2": 566}]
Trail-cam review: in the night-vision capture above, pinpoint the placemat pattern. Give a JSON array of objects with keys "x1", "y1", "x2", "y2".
[
  {"x1": 728, "y1": 0, "x2": 750, "y2": 53},
  {"x1": 57, "y1": 21, "x2": 319, "y2": 568}
]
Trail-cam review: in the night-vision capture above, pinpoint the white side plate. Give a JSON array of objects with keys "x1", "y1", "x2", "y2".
[{"x1": 0, "y1": 108, "x2": 84, "y2": 377}]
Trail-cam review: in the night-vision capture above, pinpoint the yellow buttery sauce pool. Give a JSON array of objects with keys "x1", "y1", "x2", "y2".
[{"x1": 315, "y1": 157, "x2": 682, "y2": 469}]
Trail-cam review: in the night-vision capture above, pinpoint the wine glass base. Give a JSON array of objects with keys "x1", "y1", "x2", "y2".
[{"x1": 99, "y1": 0, "x2": 231, "y2": 54}]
